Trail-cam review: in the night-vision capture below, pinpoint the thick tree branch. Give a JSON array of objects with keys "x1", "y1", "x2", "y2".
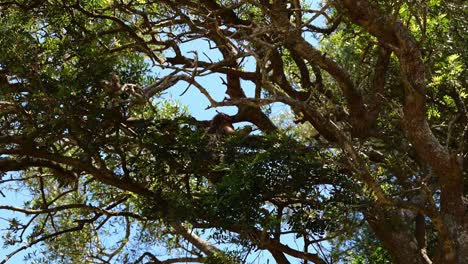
[{"x1": 171, "y1": 223, "x2": 223, "y2": 257}]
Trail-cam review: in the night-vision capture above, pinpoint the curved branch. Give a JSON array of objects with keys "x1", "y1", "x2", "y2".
[
  {"x1": 171, "y1": 223, "x2": 222, "y2": 257},
  {"x1": 0, "y1": 204, "x2": 143, "y2": 219},
  {"x1": 0, "y1": 223, "x2": 86, "y2": 264}
]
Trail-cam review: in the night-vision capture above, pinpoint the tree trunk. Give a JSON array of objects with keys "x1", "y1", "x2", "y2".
[
  {"x1": 334, "y1": 1, "x2": 468, "y2": 262},
  {"x1": 365, "y1": 210, "x2": 424, "y2": 264}
]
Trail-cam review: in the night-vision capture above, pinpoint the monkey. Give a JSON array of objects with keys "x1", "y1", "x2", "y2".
[
  {"x1": 202, "y1": 114, "x2": 255, "y2": 184},
  {"x1": 101, "y1": 73, "x2": 146, "y2": 105},
  {"x1": 100, "y1": 73, "x2": 121, "y2": 94},
  {"x1": 100, "y1": 74, "x2": 148, "y2": 138},
  {"x1": 126, "y1": 84, "x2": 145, "y2": 104},
  {"x1": 101, "y1": 73, "x2": 123, "y2": 110},
  {"x1": 207, "y1": 113, "x2": 235, "y2": 135},
  {"x1": 206, "y1": 113, "x2": 254, "y2": 139},
  {"x1": 206, "y1": 113, "x2": 254, "y2": 142}
]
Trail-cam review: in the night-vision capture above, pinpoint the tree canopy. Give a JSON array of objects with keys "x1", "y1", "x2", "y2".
[{"x1": 0, "y1": 0, "x2": 467, "y2": 263}]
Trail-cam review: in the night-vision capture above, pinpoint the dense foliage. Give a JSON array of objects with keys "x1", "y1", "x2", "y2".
[{"x1": 0, "y1": 0, "x2": 466, "y2": 263}]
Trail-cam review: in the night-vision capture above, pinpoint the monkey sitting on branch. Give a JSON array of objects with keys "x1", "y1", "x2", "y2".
[
  {"x1": 207, "y1": 113, "x2": 235, "y2": 135},
  {"x1": 100, "y1": 73, "x2": 146, "y2": 106},
  {"x1": 206, "y1": 113, "x2": 253, "y2": 138}
]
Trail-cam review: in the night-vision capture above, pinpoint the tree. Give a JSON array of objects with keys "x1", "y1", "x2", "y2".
[{"x1": 0, "y1": 0, "x2": 466, "y2": 263}]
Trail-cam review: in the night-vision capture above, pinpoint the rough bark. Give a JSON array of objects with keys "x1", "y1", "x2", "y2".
[
  {"x1": 335, "y1": 0, "x2": 467, "y2": 263},
  {"x1": 366, "y1": 210, "x2": 423, "y2": 264}
]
